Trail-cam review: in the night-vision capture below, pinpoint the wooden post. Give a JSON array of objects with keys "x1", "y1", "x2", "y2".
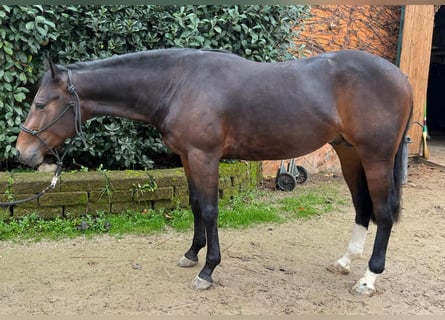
[{"x1": 398, "y1": 5, "x2": 435, "y2": 155}]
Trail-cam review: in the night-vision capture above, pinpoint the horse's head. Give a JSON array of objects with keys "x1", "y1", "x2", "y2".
[{"x1": 16, "y1": 58, "x2": 81, "y2": 167}]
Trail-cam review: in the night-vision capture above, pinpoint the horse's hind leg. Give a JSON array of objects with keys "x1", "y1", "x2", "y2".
[
  {"x1": 351, "y1": 157, "x2": 399, "y2": 296},
  {"x1": 332, "y1": 137, "x2": 401, "y2": 296},
  {"x1": 177, "y1": 180, "x2": 206, "y2": 268},
  {"x1": 177, "y1": 156, "x2": 207, "y2": 268},
  {"x1": 328, "y1": 144, "x2": 373, "y2": 276}
]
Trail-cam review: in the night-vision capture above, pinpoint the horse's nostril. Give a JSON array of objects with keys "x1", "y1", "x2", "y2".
[{"x1": 16, "y1": 149, "x2": 21, "y2": 160}]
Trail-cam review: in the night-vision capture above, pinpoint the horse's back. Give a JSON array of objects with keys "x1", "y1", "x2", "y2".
[{"x1": 159, "y1": 49, "x2": 412, "y2": 161}]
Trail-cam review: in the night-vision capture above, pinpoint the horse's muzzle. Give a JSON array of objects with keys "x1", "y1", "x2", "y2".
[{"x1": 16, "y1": 146, "x2": 44, "y2": 168}]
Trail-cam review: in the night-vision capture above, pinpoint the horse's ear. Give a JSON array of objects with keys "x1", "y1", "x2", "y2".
[{"x1": 44, "y1": 56, "x2": 60, "y2": 79}]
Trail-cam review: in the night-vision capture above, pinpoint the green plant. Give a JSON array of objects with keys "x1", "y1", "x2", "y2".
[
  {"x1": 4, "y1": 175, "x2": 14, "y2": 201},
  {"x1": 131, "y1": 173, "x2": 158, "y2": 198},
  {"x1": 0, "y1": 5, "x2": 311, "y2": 171},
  {"x1": 168, "y1": 208, "x2": 194, "y2": 231},
  {"x1": 97, "y1": 164, "x2": 113, "y2": 205}
]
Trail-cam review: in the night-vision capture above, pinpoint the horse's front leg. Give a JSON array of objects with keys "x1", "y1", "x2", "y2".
[{"x1": 177, "y1": 153, "x2": 221, "y2": 290}]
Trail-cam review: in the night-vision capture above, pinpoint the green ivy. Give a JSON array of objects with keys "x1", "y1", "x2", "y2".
[
  {"x1": 0, "y1": 5, "x2": 56, "y2": 164},
  {"x1": 0, "y1": 5, "x2": 311, "y2": 170}
]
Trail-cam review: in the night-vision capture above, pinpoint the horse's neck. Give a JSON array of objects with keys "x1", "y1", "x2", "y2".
[{"x1": 75, "y1": 59, "x2": 177, "y2": 125}]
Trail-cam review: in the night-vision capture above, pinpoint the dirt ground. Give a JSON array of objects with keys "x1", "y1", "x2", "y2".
[{"x1": 0, "y1": 161, "x2": 444, "y2": 315}]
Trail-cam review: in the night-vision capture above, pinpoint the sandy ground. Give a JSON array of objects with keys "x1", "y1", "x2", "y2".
[{"x1": 0, "y1": 161, "x2": 444, "y2": 315}]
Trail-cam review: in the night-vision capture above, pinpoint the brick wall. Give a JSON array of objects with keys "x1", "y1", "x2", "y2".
[{"x1": 0, "y1": 161, "x2": 261, "y2": 220}]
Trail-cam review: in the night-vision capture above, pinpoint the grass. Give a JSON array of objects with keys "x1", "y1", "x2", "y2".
[{"x1": 0, "y1": 182, "x2": 347, "y2": 242}]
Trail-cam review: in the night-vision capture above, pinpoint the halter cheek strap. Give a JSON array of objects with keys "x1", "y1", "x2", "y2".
[{"x1": 67, "y1": 69, "x2": 87, "y2": 146}]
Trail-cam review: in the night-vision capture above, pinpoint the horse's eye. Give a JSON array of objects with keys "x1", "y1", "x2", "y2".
[{"x1": 35, "y1": 103, "x2": 46, "y2": 110}]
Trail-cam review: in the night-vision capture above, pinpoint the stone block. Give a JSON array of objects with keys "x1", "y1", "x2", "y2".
[
  {"x1": 111, "y1": 201, "x2": 150, "y2": 214},
  {"x1": 108, "y1": 190, "x2": 133, "y2": 202},
  {"x1": 149, "y1": 168, "x2": 187, "y2": 187},
  {"x1": 89, "y1": 190, "x2": 112, "y2": 204},
  {"x1": 106, "y1": 170, "x2": 157, "y2": 191},
  {"x1": 132, "y1": 187, "x2": 173, "y2": 201},
  {"x1": 12, "y1": 172, "x2": 60, "y2": 194},
  {"x1": 60, "y1": 171, "x2": 106, "y2": 192},
  {"x1": 152, "y1": 199, "x2": 175, "y2": 210},
  {"x1": 9, "y1": 194, "x2": 39, "y2": 208},
  {"x1": 219, "y1": 176, "x2": 232, "y2": 189},
  {"x1": 174, "y1": 186, "x2": 189, "y2": 207},
  {"x1": 38, "y1": 191, "x2": 88, "y2": 207}
]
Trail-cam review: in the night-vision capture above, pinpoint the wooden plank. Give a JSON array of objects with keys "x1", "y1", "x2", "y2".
[{"x1": 398, "y1": 5, "x2": 435, "y2": 155}]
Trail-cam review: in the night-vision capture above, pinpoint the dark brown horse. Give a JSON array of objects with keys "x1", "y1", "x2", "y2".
[{"x1": 16, "y1": 49, "x2": 412, "y2": 296}]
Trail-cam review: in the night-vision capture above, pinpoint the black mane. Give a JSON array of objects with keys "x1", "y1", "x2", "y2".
[{"x1": 63, "y1": 48, "x2": 234, "y2": 71}]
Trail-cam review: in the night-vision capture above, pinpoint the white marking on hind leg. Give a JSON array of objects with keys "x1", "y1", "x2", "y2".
[
  {"x1": 327, "y1": 224, "x2": 367, "y2": 274},
  {"x1": 351, "y1": 268, "x2": 377, "y2": 296}
]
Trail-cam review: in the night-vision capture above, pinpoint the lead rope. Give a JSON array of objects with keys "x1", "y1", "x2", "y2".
[
  {"x1": 0, "y1": 166, "x2": 61, "y2": 207},
  {"x1": 0, "y1": 68, "x2": 83, "y2": 208}
]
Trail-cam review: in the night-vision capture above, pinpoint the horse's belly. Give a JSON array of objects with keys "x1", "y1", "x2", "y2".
[{"x1": 222, "y1": 130, "x2": 335, "y2": 161}]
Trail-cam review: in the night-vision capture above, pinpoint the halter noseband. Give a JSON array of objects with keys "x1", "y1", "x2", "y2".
[{"x1": 0, "y1": 69, "x2": 86, "y2": 208}]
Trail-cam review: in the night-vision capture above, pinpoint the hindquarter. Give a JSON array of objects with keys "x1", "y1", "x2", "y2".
[{"x1": 331, "y1": 52, "x2": 412, "y2": 159}]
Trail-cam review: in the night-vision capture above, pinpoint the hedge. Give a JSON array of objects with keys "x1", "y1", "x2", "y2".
[{"x1": 0, "y1": 5, "x2": 310, "y2": 171}]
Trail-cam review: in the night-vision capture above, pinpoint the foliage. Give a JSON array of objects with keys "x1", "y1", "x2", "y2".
[
  {"x1": 0, "y1": 5, "x2": 56, "y2": 168},
  {"x1": 0, "y1": 5, "x2": 311, "y2": 170}
]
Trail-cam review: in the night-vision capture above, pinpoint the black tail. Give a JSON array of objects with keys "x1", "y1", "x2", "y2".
[{"x1": 392, "y1": 102, "x2": 413, "y2": 222}]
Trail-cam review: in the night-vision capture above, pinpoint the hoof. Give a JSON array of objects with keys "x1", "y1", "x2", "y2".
[
  {"x1": 326, "y1": 261, "x2": 350, "y2": 275},
  {"x1": 191, "y1": 276, "x2": 213, "y2": 290},
  {"x1": 177, "y1": 255, "x2": 198, "y2": 268},
  {"x1": 351, "y1": 281, "x2": 376, "y2": 297}
]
